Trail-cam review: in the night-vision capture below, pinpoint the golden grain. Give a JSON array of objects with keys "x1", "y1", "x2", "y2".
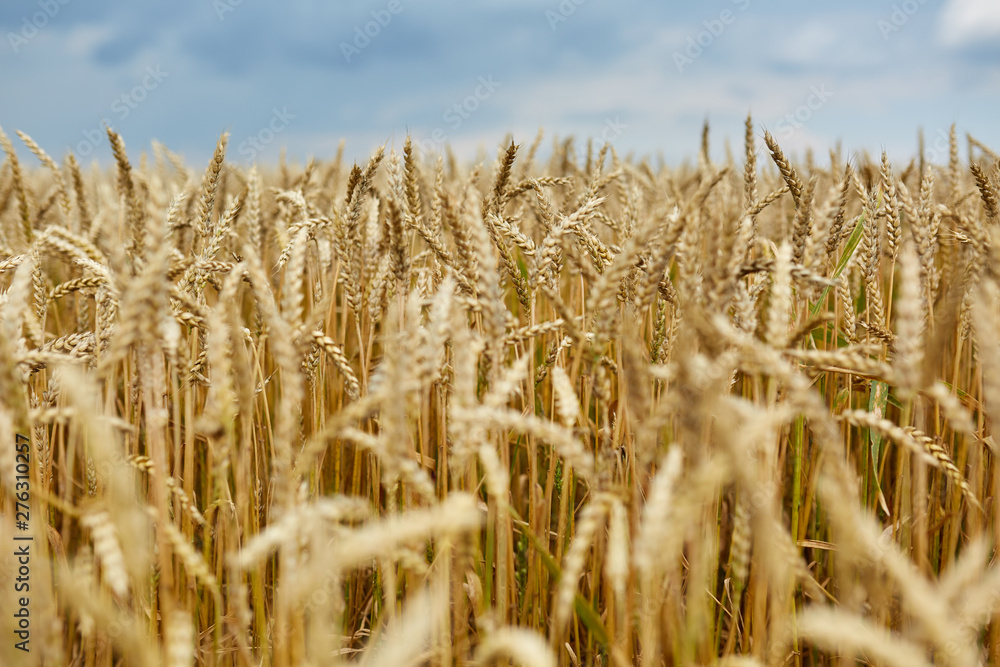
[{"x1": 3, "y1": 123, "x2": 1000, "y2": 666}]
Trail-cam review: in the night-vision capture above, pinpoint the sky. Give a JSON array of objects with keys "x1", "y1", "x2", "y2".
[{"x1": 1, "y1": 0, "x2": 999, "y2": 169}]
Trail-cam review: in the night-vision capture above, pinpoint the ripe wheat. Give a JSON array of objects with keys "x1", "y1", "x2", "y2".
[{"x1": 2, "y1": 120, "x2": 1000, "y2": 665}]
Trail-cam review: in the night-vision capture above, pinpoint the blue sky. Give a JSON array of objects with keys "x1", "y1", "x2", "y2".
[{"x1": 2, "y1": 0, "x2": 999, "y2": 168}]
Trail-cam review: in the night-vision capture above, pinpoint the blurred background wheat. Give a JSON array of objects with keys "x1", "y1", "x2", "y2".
[{"x1": 2, "y1": 120, "x2": 1000, "y2": 666}]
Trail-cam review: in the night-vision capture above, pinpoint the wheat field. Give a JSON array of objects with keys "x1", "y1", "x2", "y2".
[{"x1": 1, "y1": 118, "x2": 1000, "y2": 666}]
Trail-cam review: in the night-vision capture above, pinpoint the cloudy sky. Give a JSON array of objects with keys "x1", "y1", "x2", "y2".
[{"x1": 2, "y1": 0, "x2": 999, "y2": 168}]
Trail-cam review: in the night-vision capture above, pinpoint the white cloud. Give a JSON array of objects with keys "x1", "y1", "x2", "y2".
[
  {"x1": 775, "y1": 21, "x2": 840, "y2": 65},
  {"x1": 60, "y1": 24, "x2": 115, "y2": 59},
  {"x1": 939, "y1": 0, "x2": 1000, "y2": 47}
]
